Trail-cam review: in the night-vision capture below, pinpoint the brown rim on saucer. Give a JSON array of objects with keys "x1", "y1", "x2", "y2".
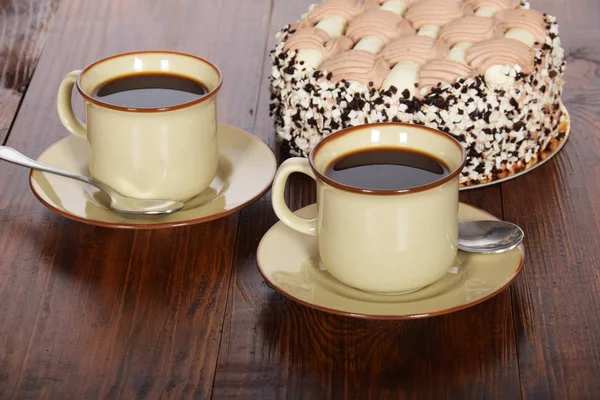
[
  {"x1": 257, "y1": 202, "x2": 524, "y2": 320},
  {"x1": 28, "y1": 124, "x2": 276, "y2": 230},
  {"x1": 29, "y1": 177, "x2": 271, "y2": 230},
  {"x1": 76, "y1": 50, "x2": 223, "y2": 113},
  {"x1": 308, "y1": 122, "x2": 467, "y2": 196}
]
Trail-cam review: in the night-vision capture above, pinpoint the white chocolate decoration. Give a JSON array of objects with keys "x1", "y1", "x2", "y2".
[
  {"x1": 475, "y1": 6, "x2": 500, "y2": 16},
  {"x1": 285, "y1": 27, "x2": 354, "y2": 69},
  {"x1": 467, "y1": 38, "x2": 534, "y2": 90},
  {"x1": 295, "y1": 13, "x2": 347, "y2": 67},
  {"x1": 295, "y1": 0, "x2": 410, "y2": 68},
  {"x1": 316, "y1": 15, "x2": 348, "y2": 38},
  {"x1": 296, "y1": 16, "x2": 347, "y2": 67},
  {"x1": 271, "y1": 0, "x2": 564, "y2": 184},
  {"x1": 295, "y1": 0, "x2": 368, "y2": 66},
  {"x1": 418, "y1": 59, "x2": 474, "y2": 91},
  {"x1": 381, "y1": 0, "x2": 465, "y2": 95},
  {"x1": 287, "y1": 0, "x2": 543, "y2": 94},
  {"x1": 439, "y1": 16, "x2": 504, "y2": 64},
  {"x1": 354, "y1": 36, "x2": 384, "y2": 53},
  {"x1": 495, "y1": 9, "x2": 547, "y2": 44},
  {"x1": 382, "y1": 62, "x2": 419, "y2": 94},
  {"x1": 380, "y1": 0, "x2": 408, "y2": 15},
  {"x1": 417, "y1": 25, "x2": 440, "y2": 38},
  {"x1": 480, "y1": 13, "x2": 540, "y2": 86},
  {"x1": 296, "y1": 49, "x2": 324, "y2": 68},
  {"x1": 380, "y1": 36, "x2": 449, "y2": 94},
  {"x1": 484, "y1": 64, "x2": 514, "y2": 88},
  {"x1": 447, "y1": 42, "x2": 473, "y2": 64},
  {"x1": 352, "y1": 2, "x2": 407, "y2": 53},
  {"x1": 505, "y1": 28, "x2": 535, "y2": 47},
  {"x1": 320, "y1": 50, "x2": 391, "y2": 87}
]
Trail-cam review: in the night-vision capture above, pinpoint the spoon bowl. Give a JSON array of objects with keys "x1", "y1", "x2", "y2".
[
  {"x1": 0, "y1": 146, "x2": 184, "y2": 215},
  {"x1": 458, "y1": 220, "x2": 524, "y2": 254}
]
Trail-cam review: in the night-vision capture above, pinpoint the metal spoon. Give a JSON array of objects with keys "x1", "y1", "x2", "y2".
[
  {"x1": 0, "y1": 146, "x2": 184, "y2": 215},
  {"x1": 458, "y1": 220, "x2": 524, "y2": 254}
]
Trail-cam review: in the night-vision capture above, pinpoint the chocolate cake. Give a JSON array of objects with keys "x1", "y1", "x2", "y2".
[{"x1": 269, "y1": 0, "x2": 567, "y2": 186}]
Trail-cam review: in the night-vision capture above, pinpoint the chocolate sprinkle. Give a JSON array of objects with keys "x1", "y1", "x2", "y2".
[
  {"x1": 431, "y1": 97, "x2": 448, "y2": 110},
  {"x1": 483, "y1": 111, "x2": 491, "y2": 123},
  {"x1": 513, "y1": 121, "x2": 526, "y2": 131},
  {"x1": 269, "y1": 12, "x2": 566, "y2": 187}
]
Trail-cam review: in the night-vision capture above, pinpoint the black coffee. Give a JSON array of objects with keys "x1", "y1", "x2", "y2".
[
  {"x1": 92, "y1": 73, "x2": 208, "y2": 108},
  {"x1": 325, "y1": 148, "x2": 449, "y2": 190}
]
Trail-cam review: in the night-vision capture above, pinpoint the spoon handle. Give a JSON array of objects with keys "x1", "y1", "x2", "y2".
[{"x1": 0, "y1": 146, "x2": 106, "y2": 193}]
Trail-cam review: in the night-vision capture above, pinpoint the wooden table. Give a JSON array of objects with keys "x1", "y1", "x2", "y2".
[{"x1": 1, "y1": 0, "x2": 598, "y2": 398}]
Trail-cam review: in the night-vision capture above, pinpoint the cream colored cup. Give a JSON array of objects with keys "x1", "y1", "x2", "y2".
[
  {"x1": 57, "y1": 51, "x2": 222, "y2": 201},
  {"x1": 272, "y1": 123, "x2": 467, "y2": 294}
]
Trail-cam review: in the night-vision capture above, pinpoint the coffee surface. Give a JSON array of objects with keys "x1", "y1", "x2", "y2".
[
  {"x1": 92, "y1": 73, "x2": 208, "y2": 108},
  {"x1": 325, "y1": 148, "x2": 449, "y2": 191}
]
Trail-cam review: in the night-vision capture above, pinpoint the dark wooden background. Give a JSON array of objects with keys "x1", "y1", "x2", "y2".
[{"x1": 0, "y1": 0, "x2": 598, "y2": 398}]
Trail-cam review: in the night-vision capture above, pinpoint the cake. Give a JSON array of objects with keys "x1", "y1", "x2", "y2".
[{"x1": 269, "y1": 0, "x2": 568, "y2": 186}]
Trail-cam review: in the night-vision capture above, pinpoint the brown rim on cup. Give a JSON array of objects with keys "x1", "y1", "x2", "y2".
[
  {"x1": 75, "y1": 50, "x2": 223, "y2": 113},
  {"x1": 308, "y1": 122, "x2": 467, "y2": 195}
]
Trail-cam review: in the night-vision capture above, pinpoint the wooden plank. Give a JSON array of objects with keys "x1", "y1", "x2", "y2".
[
  {"x1": 502, "y1": 25, "x2": 600, "y2": 400},
  {"x1": 0, "y1": 0, "x2": 60, "y2": 143},
  {"x1": 503, "y1": 0, "x2": 600, "y2": 398},
  {"x1": 0, "y1": 0, "x2": 273, "y2": 397},
  {"x1": 215, "y1": 186, "x2": 520, "y2": 399},
  {"x1": 212, "y1": 1, "x2": 520, "y2": 398}
]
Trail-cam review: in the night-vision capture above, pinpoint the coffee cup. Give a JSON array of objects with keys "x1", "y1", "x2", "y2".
[
  {"x1": 271, "y1": 123, "x2": 467, "y2": 294},
  {"x1": 57, "y1": 51, "x2": 222, "y2": 201}
]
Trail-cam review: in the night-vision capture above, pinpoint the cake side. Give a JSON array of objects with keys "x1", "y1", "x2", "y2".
[{"x1": 269, "y1": 0, "x2": 566, "y2": 186}]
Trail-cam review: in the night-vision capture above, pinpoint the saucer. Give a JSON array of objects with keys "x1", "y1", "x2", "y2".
[
  {"x1": 257, "y1": 203, "x2": 524, "y2": 320},
  {"x1": 30, "y1": 124, "x2": 276, "y2": 229}
]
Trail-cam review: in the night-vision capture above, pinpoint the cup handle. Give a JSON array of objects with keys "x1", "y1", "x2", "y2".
[
  {"x1": 271, "y1": 157, "x2": 317, "y2": 236},
  {"x1": 57, "y1": 70, "x2": 87, "y2": 139}
]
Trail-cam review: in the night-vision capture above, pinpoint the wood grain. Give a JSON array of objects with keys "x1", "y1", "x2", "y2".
[
  {"x1": 0, "y1": 0, "x2": 59, "y2": 143},
  {"x1": 0, "y1": 0, "x2": 599, "y2": 398},
  {"x1": 0, "y1": 0, "x2": 273, "y2": 397},
  {"x1": 211, "y1": 1, "x2": 520, "y2": 398},
  {"x1": 502, "y1": 0, "x2": 600, "y2": 396},
  {"x1": 214, "y1": 181, "x2": 521, "y2": 399}
]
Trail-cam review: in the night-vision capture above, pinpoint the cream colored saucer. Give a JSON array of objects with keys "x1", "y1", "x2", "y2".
[
  {"x1": 30, "y1": 124, "x2": 276, "y2": 229},
  {"x1": 257, "y1": 203, "x2": 524, "y2": 320}
]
